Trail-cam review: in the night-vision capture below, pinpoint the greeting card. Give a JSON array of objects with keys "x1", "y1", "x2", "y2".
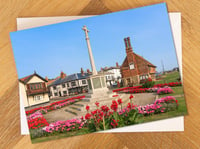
[{"x1": 10, "y1": 3, "x2": 187, "y2": 143}]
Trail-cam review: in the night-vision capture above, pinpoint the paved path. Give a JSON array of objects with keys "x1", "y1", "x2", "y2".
[{"x1": 43, "y1": 93, "x2": 157, "y2": 123}]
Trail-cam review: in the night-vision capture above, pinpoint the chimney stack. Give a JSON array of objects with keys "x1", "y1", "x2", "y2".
[
  {"x1": 87, "y1": 69, "x2": 91, "y2": 74},
  {"x1": 45, "y1": 76, "x2": 48, "y2": 81},
  {"x1": 60, "y1": 71, "x2": 66, "y2": 79},
  {"x1": 124, "y1": 37, "x2": 133, "y2": 53},
  {"x1": 81, "y1": 68, "x2": 85, "y2": 76},
  {"x1": 116, "y1": 62, "x2": 119, "y2": 68},
  {"x1": 127, "y1": 37, "x2": 132, "y2": 48}
]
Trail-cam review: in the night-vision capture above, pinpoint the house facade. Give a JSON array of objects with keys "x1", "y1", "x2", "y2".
[
  {"x1": 100, "y1": 62, "x2": 122, "y2": 87},
  {"x1": 49, "y1": 69, "x2": 91, "y2": 98},
  {"x1": 120, "y1": 37, "x2": 156, "y2": 86},
  {"x1": 19, "y1": 72, "x2": 50, "y2": 107}
]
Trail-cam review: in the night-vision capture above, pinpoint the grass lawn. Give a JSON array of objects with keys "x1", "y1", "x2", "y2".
[
  {"x1": 139, "y1": 96, "x2": 187, "y2": 123},
  {"x1": 31, "y1": 128, "x2": 90, "y2": 144},
  {"x1": 155, "y1": 71, "x2": 180, "y2": 84},
  {"x1": 158, "y1": 86, "x2": 184, "y2": 97}
]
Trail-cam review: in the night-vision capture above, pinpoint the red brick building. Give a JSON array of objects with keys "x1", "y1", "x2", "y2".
[{"x1": 120, "y1": 37, "x2": 156, "y2": 86}]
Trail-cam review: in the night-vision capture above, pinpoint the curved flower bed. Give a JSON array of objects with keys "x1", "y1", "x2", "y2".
[
  {"x1": 26, "y1": 96, "x2": 85, "y2": 115},
  {"x1": 42, "y1": 119, "x2": 85, "y2": 133},
  {"x1": 126, "y1": 88, "x2": 148, "y2": 93},
  {"x1": 29, "y1": 95, "x2": 179, "y2": 139},
  {"x1": 27, "y1": 111, "x2": 49, "y2": 129},
  {"x1": 112, "y1": 86, "x2": 142, "y2": 93},
  {"x1": 112, "y1": 82, "x2": 182, "y2": 93},
  {"x1": 157, "y1": 87, "x2": 174, "y2": 95},
  {"x1": 154, "y1": 82, "x2": 182, "y2": 88},
  {"x1": 137, "y1": 96, "x2": 178, "y2": 115}
]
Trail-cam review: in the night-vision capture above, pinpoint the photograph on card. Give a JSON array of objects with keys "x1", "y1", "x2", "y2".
[{"x1": 10, "y1": 3, "x2": 187, "y2": 143}]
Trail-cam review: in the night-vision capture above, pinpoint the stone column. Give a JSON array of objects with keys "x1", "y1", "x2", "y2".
[{"x1": 82, "y1": 26, "x2": 98, "y2": 75}]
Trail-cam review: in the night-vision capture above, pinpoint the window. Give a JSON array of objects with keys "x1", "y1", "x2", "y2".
[
  {"x1": 82, "y1": 80, "x2": 86, "y2": 84},
  {"x1": 34, "y1": 95, "x2": 43, "y2": 101},
  {"x1": 149, "y1": 67, "x2": 151, "y2": 72},
  {"x1": 140, "y1": 75, "x2": 149, "y2": 80},
  {"x1": 62, "y1": 84, "x2": 66, "y2": 88},
  {"x1": 63, "y1": 91, "x2": 67, "y2": 94},
  {"x1": 129, "y1": 63, "x2": 135, "y2": 70},
  {"x1": 127, "y1": 78, "x2": 131, "y2": 83},
  {"x1": 139, "y1": 76, "x2": 143, "y2": 80},
  {"x1": 54, "y1": 93, "x2": 58, "y2": 96},
  {"x1": 107, "y1": 76, "x2": 111, "y2": 80},
  {"x1": 71, "y1": 81, "x2": 76, "y2": 87},
  {"x1": 29, "y1": 83, "x2": 43, "y2": 90},
  {"x1": 53, "y1": 86, "x2": 56, "y2": 90}
]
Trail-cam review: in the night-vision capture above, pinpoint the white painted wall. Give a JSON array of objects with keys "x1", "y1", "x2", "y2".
[
  {"x1": 27, "y1": 76, "x2": 44, "y2": 83},
  {"x1": 28, "y1": 93, "x2": 49, "y2": 106},
  {"x1": 19, "y1": 82, "x2": 28, "y2": 107}
]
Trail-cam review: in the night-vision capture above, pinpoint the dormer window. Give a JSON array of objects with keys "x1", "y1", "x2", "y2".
[
  {"x1": 129, "y1": 63, "x2": 135, "y2": 70},
  {"x1": 30, "y1": 83, "x2": 43, "y2": 90}
]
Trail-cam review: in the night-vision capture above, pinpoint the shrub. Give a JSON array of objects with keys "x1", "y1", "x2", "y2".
[{"x1": 142, "y1": 78, "x2": 155, "y2": 88}]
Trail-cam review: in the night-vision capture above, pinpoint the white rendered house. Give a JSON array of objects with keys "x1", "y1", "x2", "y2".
[{"x1": 19, "y1": 72, "x2": 50, "y2": 107}]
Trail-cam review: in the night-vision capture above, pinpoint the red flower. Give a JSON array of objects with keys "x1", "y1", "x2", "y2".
[
  {"x1": 101, "y1": 105, "x2": 109, "y2": 112},
  {"x1": 86, "y1": 105, "x2": 90, "y2": 111},
  {"x1": 111, "y1": 119, "x2": 119, "y2": 128},
  {"x1": 176, "y1": 100, "x2": 178, "y2": 104},
  {"x1": 127, "y1": 103, "x2": 132, "y2": 109},
  {"x1": 85, "y1": 113, "x2": 91, "y2": 120},
  {"x1": 129, "y1": 94, "x2": 134, "y2": 99},
  {"x1": 117, "y1": 98, "x2": 123, "y2": 105},
  {"x1": 112, "y1": 95, "x2": 119, "y2": 97},
  {"x1": 91, "y1": 110, "x2": 97, "y2": 115},
  {"x1": 111, "y1": 100, "x2": 118, "y2": 112},
  {"x1": 95, "y1": 101, "x2": 100, "y2": 107},
  {"x1": 147, "y1": 78, "x2": 152, "y2": 82}
]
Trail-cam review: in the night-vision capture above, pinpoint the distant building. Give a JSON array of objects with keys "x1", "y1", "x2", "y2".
[
  {"x1": 172, "y1": 67, "x2": 179, "y2": 72},
  {"x1": 19, "y1": 72, "x2": 50, "y2": 107},
  {"x1": 120, "y1": 37, "x2": 156, "y2": 86},
  {"x1": 100, "y1": 62, "x2": 122, "y2": 87},
  {"x1": 48, "y1": 69, "x2": 91, "y2": 98}
]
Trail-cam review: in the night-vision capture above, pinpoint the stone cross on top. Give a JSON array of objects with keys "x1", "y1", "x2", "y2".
[{"x1": 82, "y1": 25, "x2": 97, "y2": 75}]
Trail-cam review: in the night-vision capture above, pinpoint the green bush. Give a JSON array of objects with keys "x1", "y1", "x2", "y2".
[{"x1": 142, "y1": 78, "x2": 155, "y2": 88}]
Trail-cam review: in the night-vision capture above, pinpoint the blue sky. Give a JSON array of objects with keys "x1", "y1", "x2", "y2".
[{"x1": 10, "y1": 3, "x2": 178, "y2": 79}]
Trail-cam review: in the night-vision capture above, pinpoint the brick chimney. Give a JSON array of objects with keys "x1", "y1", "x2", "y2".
[
  {"x1": 45, "y1": 76, "x2": 48, "y2": 81},
  {"x1": 81, "y1": 68, "x2": 85, "y2": 76},
  {"x1": 87, "y1": 69, "x2": 91, "y2": 74},
  {"x1": 116, "y1": 62, "x2": 119, "y2": 68},
  {"x1": 60, "y1": 71, "x2": 66, "y2": 79},
  {"x1": 124, "y1": 37, "x2": 133, "y2": 53}
]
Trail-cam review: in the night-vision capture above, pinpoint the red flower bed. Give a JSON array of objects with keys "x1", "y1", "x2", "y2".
[
  {"x1": 112, "y1": 86, "x2": 142, "y2": 93},
  {"x1": 28, "y1": 116, "x2": 49, "y2": 129},
  {"x1": 154, "y1": 82, "x2": 182, "y2": 88},
  {"x1": 127, "y1": 88, "x2": 148, "y2": 93},
  {"x1": 112, "y1": 82, "x2": 182, "y2": 93},
  {"x1": 26, "y1": 96, "x2": 85, "y2": 115}
]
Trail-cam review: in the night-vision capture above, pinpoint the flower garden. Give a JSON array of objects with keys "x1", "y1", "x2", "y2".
[{"x1": 27, "y1": 79, "x2": 187, "y2": 143}]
